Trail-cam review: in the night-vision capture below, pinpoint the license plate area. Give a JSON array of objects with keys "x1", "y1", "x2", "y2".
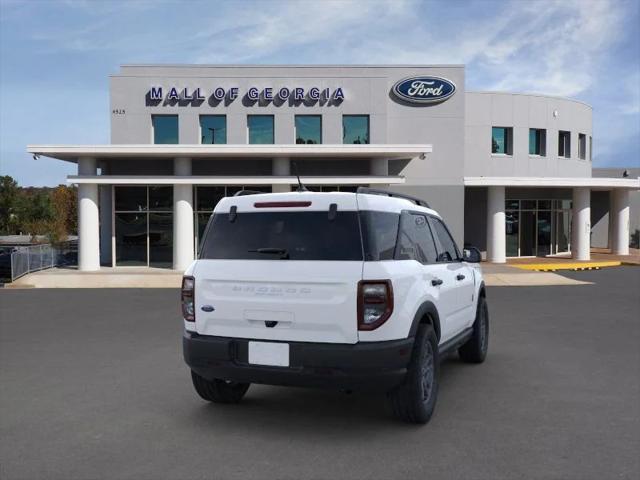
[{"x1": 248, "y1": 341, "x2": 290, "y2": 367}]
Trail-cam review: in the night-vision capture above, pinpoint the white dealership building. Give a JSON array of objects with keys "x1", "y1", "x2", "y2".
[{"x1": 27, "y1": 65, "x2": 639, "y2": 271}]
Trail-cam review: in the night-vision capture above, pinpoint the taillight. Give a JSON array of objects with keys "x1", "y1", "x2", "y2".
[
  {"x1": 181, "y1": 276, "x2": 195, "y2": 322},
  {"x1": 357, "y1": 280, "x2": 393, "y2": 330}
]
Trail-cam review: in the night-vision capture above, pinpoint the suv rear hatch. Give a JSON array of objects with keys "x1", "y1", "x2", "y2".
[{"x1": 193, "y1": 193, "x2": 363, "y2": 344}]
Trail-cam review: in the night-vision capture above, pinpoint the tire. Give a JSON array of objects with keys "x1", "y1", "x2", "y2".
[
  {"x1": 458, "y1": 295, "x2": 489, "y2": 363},
  {"x1": 190, "y1": 371, "x2": 250, "y2": 404},
  {"x1": 388, "y1": 323, "x2": 439, "y2": 424}
]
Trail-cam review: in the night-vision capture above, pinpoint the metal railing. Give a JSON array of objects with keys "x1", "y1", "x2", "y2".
[{"x1": 7, "y1": 242, "x2": 77, "y2": 282}]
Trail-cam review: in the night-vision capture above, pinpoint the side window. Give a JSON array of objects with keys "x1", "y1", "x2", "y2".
[
  {"x1": 360, "y1": 211, "x2": 400, "y2": 261},
  {"x1": 395, "y1": 212, "x2": 438, "y2": 264},
  {"x1": 428, "y1": 217, "x2": 460, "y2": 262}
]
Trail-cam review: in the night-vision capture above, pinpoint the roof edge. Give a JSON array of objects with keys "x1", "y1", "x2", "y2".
[{"x1": 466, "y1": 91, "x2": 592, "y2": 109}]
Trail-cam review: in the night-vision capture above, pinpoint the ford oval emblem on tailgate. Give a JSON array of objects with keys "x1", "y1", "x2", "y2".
[{"x1": 201, "y1": 305, "x2": 215, "y2": 312}]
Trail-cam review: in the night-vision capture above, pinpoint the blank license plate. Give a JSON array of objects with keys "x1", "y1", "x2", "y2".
[{"x1": 248, "y1": 341, "x2": 290, "y2": 367}]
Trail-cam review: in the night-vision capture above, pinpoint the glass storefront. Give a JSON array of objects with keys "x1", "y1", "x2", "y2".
[
  {"x1": 114, "y1": 186, "x2": 173, "y2": 267},
  {"x1": 505, "y1": 199, "x2": 572, "y2": 257},
  {"x1": 291, "y1": 185, "x2": 362, "y2": 192}
]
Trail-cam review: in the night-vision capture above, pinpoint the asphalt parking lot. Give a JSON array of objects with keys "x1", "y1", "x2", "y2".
[{"x1": 1, "y1": 267, "x2": 639, "y2": 480}]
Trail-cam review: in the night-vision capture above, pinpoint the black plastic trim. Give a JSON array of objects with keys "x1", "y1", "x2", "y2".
[
  {"x1": 356, "y1": 187, "x2": 430, "y2": 208},
  {"x1": 408, "y1": 301, "x2": 442, "y2": 341},
  {"x1": 437, "y1": 327, "x2": 473, "y2": 357},
  {"x1": 183, "y1": 332, "x2": 414, "y2": 391}
]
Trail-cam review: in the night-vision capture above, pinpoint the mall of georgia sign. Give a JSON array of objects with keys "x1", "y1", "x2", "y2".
[{"x1": 391, "y1": 76, "x2": 456, "y2": 104}]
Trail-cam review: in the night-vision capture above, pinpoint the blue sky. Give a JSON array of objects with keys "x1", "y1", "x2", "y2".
[{"x1": 1, "y1": 0, "x2": 638, "y2": 186}]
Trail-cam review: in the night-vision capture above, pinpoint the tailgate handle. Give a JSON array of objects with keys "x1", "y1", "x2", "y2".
[{"x1": 265, "y1": 321, "x2": 278, "y2": 328}]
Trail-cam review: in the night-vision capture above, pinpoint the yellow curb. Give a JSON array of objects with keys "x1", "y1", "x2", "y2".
[{"x1": 512, "y1": 261, "x2": 621, "y2": 272}]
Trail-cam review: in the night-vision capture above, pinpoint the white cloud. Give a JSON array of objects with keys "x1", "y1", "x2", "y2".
[{"x1": 477, "y1": 0, "x2": 625, "y2": 97}]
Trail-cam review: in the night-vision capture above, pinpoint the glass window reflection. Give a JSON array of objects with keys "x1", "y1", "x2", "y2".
[
  {"x1": 343, "y1": 115, "x2": 369, "y2": 144},
  {"x1": 200, "y1": 115, "x2": 227, "y2": 144},
  {"x1": 295, "y1": 115, "x2": 322, "y2": 144},
  {"x1": 248, "y1": 115, "x2": 274, "y2": 144},
  {"x1": 152, "y1": 115, "x2": 179, "y2": 144}
]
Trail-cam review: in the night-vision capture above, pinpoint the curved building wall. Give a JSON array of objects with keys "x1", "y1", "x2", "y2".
[{"x1": 464, "y1": 92, "x2": 592, "y2": 178}]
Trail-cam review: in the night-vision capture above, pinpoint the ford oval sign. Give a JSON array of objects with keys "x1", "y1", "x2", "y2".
[{"x1": 392, "y1": 76, "x2": 456, "y2": 104}]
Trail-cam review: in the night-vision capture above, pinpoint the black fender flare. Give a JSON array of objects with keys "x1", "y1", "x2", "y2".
[
  {"x1": 478, "y1": 280, "x2": 487, "y2": 299},
  {"x1": 408, "y1": 301, "x2": 442, "y2": 341}
]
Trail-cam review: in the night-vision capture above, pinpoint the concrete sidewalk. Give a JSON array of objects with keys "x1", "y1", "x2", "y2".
[
  {"x1": 7, "y1": 267, "x2": 182, "y2": 289},
  {"x1": 480, "y1": 263, "x2": 591, "y2": 286},
  {"x1": 7, "y1": 264, "x2": 590, "y2": 288}
]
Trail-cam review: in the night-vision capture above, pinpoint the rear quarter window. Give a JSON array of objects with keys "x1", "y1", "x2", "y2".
[
  {"x1": 359, "y1": 211, "x2": 400, "y2": 261},
  {"x1": 200, "y1": 211, "x2": 363, "y2": 261}
]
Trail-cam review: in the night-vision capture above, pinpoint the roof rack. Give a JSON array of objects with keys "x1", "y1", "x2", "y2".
[
  {"x1": 356, "y1": 187, "x2": 430, "y2": 208},
  {"x1": 233, "y1": 190, "x2": 268, "y2": 197}
]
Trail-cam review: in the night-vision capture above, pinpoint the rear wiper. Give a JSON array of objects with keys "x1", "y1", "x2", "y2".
[{"x1": 248, "y1": 247, "x2": 290, "y2": 259}]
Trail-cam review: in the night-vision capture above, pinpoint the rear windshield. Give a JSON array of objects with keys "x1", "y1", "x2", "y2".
[{"x1": 200, "y1": 211, "x2": 363, "y2": 261}]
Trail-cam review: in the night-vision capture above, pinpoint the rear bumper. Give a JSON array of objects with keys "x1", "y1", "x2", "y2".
[{"x1": 183, "y1": 331, "x2": 414, "y2": 391}]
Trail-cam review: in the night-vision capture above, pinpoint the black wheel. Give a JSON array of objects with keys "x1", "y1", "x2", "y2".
[
  {"x1": 458, "y1": 295, "x2": 489, "y2": 363},
  {"x1": 388, "y1": 323, "x2": 439, "y2": 424},
  {"x1": 191, "y1": 371, "x2": 250, "y2": 404}
]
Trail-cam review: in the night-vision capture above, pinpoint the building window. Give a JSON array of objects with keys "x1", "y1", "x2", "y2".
[
  {"x1": 200, "y1": 115, "x2": 227, "y2": 144},
  {"x1": 589, "y1": 136, "x2": 593, "y2": 161},
  {"x1": 295, "y1": 115, "x2": 322, "y2": 144},
  {"x1": 248, "y1": 115, "x2": 274, "y2": 144},
  {"x1": 343, "y1": 115, "x2": 369, "y2": 144},
  {"x1": 578, "y1": 133, "x2": 586, "y2": 160},
  {"x1": 558, "y1": 130, "x2": 571, "y2": 158},
  {"x1": 529, "y1": 128, "x2": 546, "y2": 156},
  {"x1": 152, "y1": 115, "x2": 178, "y2": 144},
  {"x1": 491, "y1": 127, "x2": 513, "y2": 155}
]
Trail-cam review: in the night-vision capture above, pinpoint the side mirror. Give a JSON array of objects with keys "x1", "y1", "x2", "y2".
[{"x1": 462, "y1": 246, "x2": 482, "y2": 263}]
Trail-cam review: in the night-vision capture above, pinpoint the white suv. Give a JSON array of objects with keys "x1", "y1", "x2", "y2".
[{"x1": 182, "y1": 188, "x2": 488, "y2": 424}]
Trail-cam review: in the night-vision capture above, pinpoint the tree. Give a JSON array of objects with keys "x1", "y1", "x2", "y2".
[
  {"x1": 17, "y1": 188, "x2": 54, "y2": 239},
  {"x1": 48, "y1": 185, "x2": 77, "y2": 244},
  {"x1": 0, "y1": 175, "x2": 19, "y2": 234}
]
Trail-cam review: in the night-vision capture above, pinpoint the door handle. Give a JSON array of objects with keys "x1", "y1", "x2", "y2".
[
  {"x1": 456, "y1": 274, "x2": 466, "y2": 281},
  {"x1": 431, "y1": 278, "x2": 443, "y2": 286}
]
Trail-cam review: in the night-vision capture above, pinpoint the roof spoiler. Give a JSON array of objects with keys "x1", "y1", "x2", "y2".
[{"x1": 356, "y1": 187, "x2": 430, "y2": 208}]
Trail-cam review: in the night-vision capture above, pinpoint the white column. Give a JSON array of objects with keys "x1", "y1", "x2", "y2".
[
  {"x1": 572, "y1": 187, "x2": 591, "y2": 261},
  {"x1": 78, "y1": 157, "x2": 100, "y2": 271},
  {"x1": 370, "y1": 158, "x2": 388, "y2": 176},
  {"x1": 173, "y1": 157, "x2": 194, "y2": 271},
  {"x1": 486, "y1": 186, "x2": 506, "y2": 263},
  {"x1": 272, "y1": 157, "x2": 290, "y2": 193},
  {"x1": 611, "y1": 189, "x2": 630, "y2": 255}
]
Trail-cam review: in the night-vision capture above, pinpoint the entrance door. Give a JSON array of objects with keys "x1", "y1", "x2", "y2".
[
  {"x1": 520, "y1": 211, "x2": 536, "y2": 256},
  {"x1": 114, "y1": 186, "x2": 173, "y2": 267},
  {"x1": 537, "y1": 211, "x2": 552, "y2": 257}
]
